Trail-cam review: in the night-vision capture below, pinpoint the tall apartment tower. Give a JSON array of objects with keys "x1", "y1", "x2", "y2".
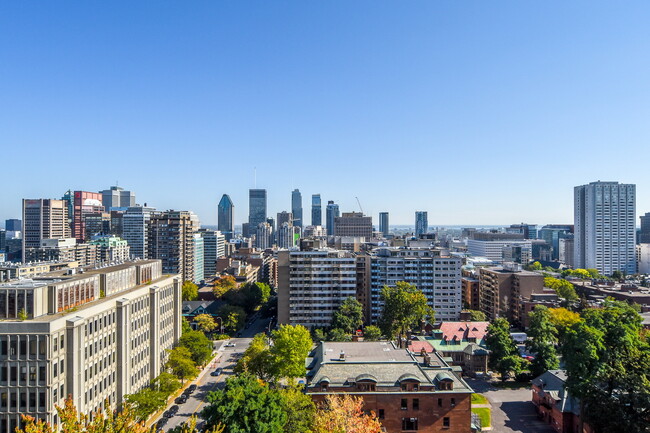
[
  {"x1": 639, "y1": 212, "x2": 650, "y2": 244},
  {"x1": 311, "y1": 194, "x2": 322, "y2": 226},
  {"x1": 574, "y1": 181, "x2": 636, "y2": 275},
  {"x1": 100, "y1": 186, "x2": 136, "y2": 210},
  {"x1": 415, "y1": 211, "x2": 428, "y2": 237},
  {"x1": 291, "y1": 189, "x2": 303, "y2": 228},
  {"x1": 277, "y1": 211, "x2": 293, "y2": 227},
  {"x1": 70, "y1": 191, "x2": 105, "y2": 243},
  {"x1": 148, "y1": 210, "x2": 200, "y2": 282},
  {"x1": 122, "y1": 205, "x2": 156, "y2": 259},
  {"x1": 22, "y1": 199, "x2": 71, "y2": 262},
  {"x1": 325, "y1": 201, "x2": 340, "y2": 236},
  {"x1": 217, "y1": 194, "x2": 235, "y2": 241},
  {"x1": 379, "y1": 212, "x2": 389, "y2": 236},
  {"x1": 249, "y1": 189, "x2": 267, "y2": 229},
  {"x1": 199, "y1": 229, "x2": 225, "y2": 278}
]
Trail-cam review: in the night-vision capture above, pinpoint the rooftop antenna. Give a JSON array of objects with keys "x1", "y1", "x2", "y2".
[{"x1": 254, "y1": 167, "x2": 257, "y2": 188}]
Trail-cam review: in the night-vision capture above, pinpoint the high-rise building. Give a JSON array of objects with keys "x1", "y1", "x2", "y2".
[
  {"x1": 325, "y1": 201, "x2": 339, "y2": 236},
  {"x1": 70, "y1": 191, "x2": 105, "y2": 243},
  {"x1": 193, "y1": 233, "x2": 204, "y2": 284},
  {"x1": 415, "y1": 211, "x2": 428, "y2": 237},
  {"x1": 574, "y1": 181, "x2": 636, "y2": 275},
  {"x1": 538, "y1": 225, "x2": 573, "y2": 261},
  {"x1": 291, "y1": 189, "x2": 303, "y2": 228},
  {"x1": 0, "y1": 260, "x2": 181, "y2": 430},
  {"x1": 640, "y1": 212, "x2": 650, "y2": 244},
  {"x1": 277, "y1": 211, "x2": 293, "y2": 227},
  {"x1": 88, "y1": 235, "x2": 131, "y2": 263},
  {"x1": 311, "y1": 194, "x2": 322, "y2": 226},
  {"x1": 559, "y1": 237, "x2": 574, "y2": 267},
  {"x1": 99, "y1": 186, "x2": 135, "y2": 210},
  {"x1": 217, "y1": 194, "x2": 235, "y2": 241},
  {"x1": 334, "y1": 212, "x2": 373, "y2": 238},
  {"x1": 506, "y1": 223, "x2": 537, "y2": 240},
  {"x1": 148, "y1": 210, "x2": 200, "y2": 282},
  {"x1": 249, "y1": 189, "x2": 267, "y2": 229},
  {"x1": 277, "y1": 222, "x2": 300, "y2": 249},
  {"x1": 379, "y1": 212, "x2": 389, "y2": 236},
  {"x1": 255, "y1": 222, "x2": 273, "y2": 250},
  {"x1": 4, "y1": 220, "x2": 21, "y2": 232},
  {"x1": 122, "y1": 206, "x2": 156, "y2": 259},
  {"x1": 83, "y1": 211, "x2": 111, "y2": 240},
  {"x1": 22, "y1": 199, "x2": 71, "y2": 262},
  {"x1": 199, "y1": 229, "x2": 225, "y2": 278}
]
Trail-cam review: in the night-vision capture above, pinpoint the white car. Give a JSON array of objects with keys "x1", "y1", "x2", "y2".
[{"x1": 225, "y1": 342, "x2": 236, "y2": 347}]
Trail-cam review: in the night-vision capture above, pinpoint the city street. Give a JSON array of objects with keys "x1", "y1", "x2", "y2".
[{"x1": 153, "y1": 315, "x2": 273, "y2": 432}]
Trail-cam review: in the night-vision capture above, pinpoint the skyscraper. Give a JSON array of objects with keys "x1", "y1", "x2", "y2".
[
  {"x1": 70, "y1": 191, "x2": 105, "y2": 242},
  {"x1": 415, "y1": 211, "x2": 428, "y2": 237},
  {"x1": 574, "y1": 181, "x2": 636, "y2": 275},
  {"x1": 22, "y1": 199, "x2": 71, "y2": 262},
  {"x1": 122, "y1": 205, "x2": 156, "y2": 259},
  {"x1": 291, "y1": 189, "x2": 302, "y2": 228},
  {"x1": 379, "y1": 212, "x2": 389, "y2": 236},
  {"x1": 277, "y1": 211, "x2": 293, "y2": 227},
  {"x1": 100, "y1": 186, "x2": 136, "y2": 209},
  {"x1": 325, "y1": 200, "x2": 340, "y2": 236},
  {"x1": 311, "y1": 194, "x2": 322, "y2": 226},
  {"x1": 218, "y1": 194, "x2": 235, "y2": 241},
  {"x1": 249, "y1": 189, "x2": 267, "y2": 229},
  {"x1": 640, "y1": 212, "x2": 650, "y2": 244},
  {"x1": 148, "y1": 210, "x2": 200, "y2": 282}
]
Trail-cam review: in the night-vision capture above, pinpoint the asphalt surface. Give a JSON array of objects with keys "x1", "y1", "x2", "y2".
[{"x1": 153, "y1": 314, "x2": 273, "y2": 432}]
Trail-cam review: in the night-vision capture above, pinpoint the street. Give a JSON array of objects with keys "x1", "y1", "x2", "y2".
[{"x1": 153, "y1": 314, "x2": 273, "y2": 432}]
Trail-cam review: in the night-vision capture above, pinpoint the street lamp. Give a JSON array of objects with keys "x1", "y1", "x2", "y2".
[{"x1": 213, "y1": 316, "x2": 224, "y2": 335}]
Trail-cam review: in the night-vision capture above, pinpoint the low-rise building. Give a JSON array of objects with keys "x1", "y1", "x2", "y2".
[{"x1": 532, "y1": 370, "x2": 592, "y2": 433}]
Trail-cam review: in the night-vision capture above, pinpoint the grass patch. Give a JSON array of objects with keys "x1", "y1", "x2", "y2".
[
  {"x1": 492, "y1": 380, "x2": 529, "y2": 389},
  {"x1": 471, "y1": 393, "x2": 488, "y2": 405},
  {"x1": 472, "y1": 407, "x2": 491, "y2": 428}
]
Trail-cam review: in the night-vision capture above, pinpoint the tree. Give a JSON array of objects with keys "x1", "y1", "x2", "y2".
[
  {"x1": 611, "y1": 270, "x2": 624, "y2": 281},
  {"x1": 485, "y1": 318, "x2": 520, "y2": 381},
  {"x1": 362, "y1": 325, "x2": 382, "y2": 341},
  {"x1": 182, "y1": 280, "x2": 199, "y2": 301},
  {"x1": 327, "y1": 328, "x2": 352, "y2": 342},
  {"x1": 17, "y1": 397, "x2": 149, "y2": 433},
  {"x1": 195, "y1": 313, "x2": 218, "y2": 333},
  {"x1": 202, "y1": 374, "x2": 288, "y2": 433},
  {"x1": 312, "y1": 394, "x2": 383, "y2": 433},
  {"x1": 151, "y1": 371, "x2": 181, "y2": 394},
  {"x1": 548, "y1": 307, "x2": 581, "y2": 339},
  {"x1": 213, "y1": 275, "x2": 237, "y2": 298},
  {"x1": 223, "y1": 282, "x2": 272, "y2": 314},
  {"x1": 166, "y1": 346, "x2": 197, "y2": 383},
  {"x1": 529, "y1": 261, "x2": 543, "y2": 271},
  {"x1": 234, "y1": 333, "x2": 276, "y2": 381},
  {"x1": 270, "y1": 324, "x2": 313, "y2": 379},
  {"x1": 125, "y1": 387, "x2": 167, "y2": 421},
  {"x1": 378, "y1": 282, "x2": 433, "y2": 345},
  {"x1": 586, "y1": 268, "x2": 600, "y2": 279},
  {"x1": 219, "y1": 305, "x2": 247, "y2": 332},
  {"x1": 525, "y1": 306, "x2": 559, "y2": 377},
  {"x1": 179, "y1": 329, "x2": 213, "y2": 366},
  {"x1": 569, "y1": 268, "x2": 591, "y2": 280},
  {"x1": 167, "y1": 416, "x2": 225, "y2": 433},
  {"x1": 544, "y1": 277, "x2": 578, "y2": 304},
  {"x1": 465, "y1": 310, "x2": 487, "y2": 321},
  {"x1": 312, "y1": 328, "x2": 327, "y2": 343},
  {"x1": 331, "y1": 297, "x2": 364, "y2": 334},
  {"x1": 280, "y1": 384, "x2": 316, "y2": 433},
  {"x1": 182, "y1": 317, "x2": 193, "y2": 334}
]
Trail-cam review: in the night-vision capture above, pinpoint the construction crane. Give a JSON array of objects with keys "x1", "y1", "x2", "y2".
[{"x1": 355, "y1": 197, "x2": 364, "y2": 214}]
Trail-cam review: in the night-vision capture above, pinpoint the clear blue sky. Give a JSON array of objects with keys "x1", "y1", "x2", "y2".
[{"x1": 2, "y1": 1, "x2": 650, "y2": 226}]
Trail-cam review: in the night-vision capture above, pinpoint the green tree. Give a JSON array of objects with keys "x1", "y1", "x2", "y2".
[
  {"x1": 331, "y1": 297, "x2": 364, "y2": 334},
  {"x1": 485, "y1": 318, "x2": 520, "y2": 381},
  {"x1": 202, "y1": 374, "x2": 288, "y2": 433},
  {"x1": 194, "y1": 313, "x2": 218, "y2": 333},
  {"x1": 213, "y1": 275, "x2": 237, "y2": 298},
  {"x1": 219, "y1": 305, "x2": 247, "y2": 332},
  {"x1": 125, "y1": 387, "x2": 167, "y2": 421},
  {"x1": 279, "y1": 384, "x2": 316, "y2": 433},
  {"x1": 234, "y1": 333, "x2": 276, "y2": 381},
  {"x1": 182, "y1": 280, "x2": 199, "y2": 301},
  {"x1": 327, "y1": 328, "x2": 352, "y2": 342},
  {"x1": 570, "y1": 268, "x2": 591, "y2": 280},
  {"x1": 363, "y1": 325, "x2": 382, "y2": 341},
  {"x1": 525, "y1": 306, "x2": 559, "y2": 377},
  {"x1": 466, "y1": 310, "x2": 487, "y2": 321},
  {"x1": 529, "y1": 261, "x2": 543, "y2": 271},
  {"x1": 611, "y1": 270, "x2": 624, "y2": 281},
  {"x1": 312, "y1": 328, "x2": 327, "y2": 343},
  {"x1": 586, "y1": 268, "x2": 600, "y2": 279},
  {"x1": 378, "y1": 282, "x2": 433, "y2": 345},
  {"x1": 166, "y1": 346, "x2": 197, "y2": 384},
  {"x1": 150, "y1": 371, "x2": 181, "y2": 394},
  {"x1": 182, "y1": 317, "x2": 193, "y2": 334},
  {"x1": 179, "y1": 329, "x2": 213, "y2": 366},
  {"x1": 544, "y1": 277, "x2": 579, "y2": 304},
  {"x1": 167, "y1": 416, "x2": 225, "y2": 433},
  {"x1": 223, "y1": 282, "x2": 272, "y2": 314},
  {"x1": 270, "y1": 324, "x2": 313, "y2": 379}
]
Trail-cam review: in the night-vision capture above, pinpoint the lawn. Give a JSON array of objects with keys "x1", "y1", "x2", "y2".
[
  {"x1": 472, "y1": 407, "x2": 491, "y2": 428},
  {"x1": 471, "y1": 393, "x2": 488, "y2": 405}
]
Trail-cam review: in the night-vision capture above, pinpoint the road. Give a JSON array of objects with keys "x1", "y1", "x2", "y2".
[{"x1": 153, "y1": 314, "x2": 273, "y2": 432}]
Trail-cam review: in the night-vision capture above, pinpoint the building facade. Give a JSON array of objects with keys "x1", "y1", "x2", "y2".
[
  {"x1": 122, "y1": 206, "x2": 155, "y2": 260},
  {"x1": 325, "y1": 201, "x2": 339, "y2": 236},
  {"x1": 147, "y1": 211, "x2": 199, "y2": 282},
  {"x1": 291, "y1": 189, "x2": 302, "y2": 228},
  {"x1": 311, "y1": 194, "x2": 322, "y2": 226},
  {"x1": 22, "y1": 199, "x2": 71, "y2": 263},
  {"x1": 415, "y1": 211, "x2": 428, "y2": 237},
  {"x1": 248, "y1": 189, "x2": 267, "y2": 230},
  {"x1": 71, "y1": 191, "x2": 105, "y2": 243},
  {"x1": 379, "y1": 212, "x2": 389, "y2": 237},
  {"x1": 217, "y1": 194, "x2": 234, "y2": 242},
  {"x1": 334, "y1": 212, "x2": 372, "y2": 238},
  {"x1": 199, "y1": 229, "x2": 225, "y2": 278},
  {"x1": 99, "y1": 186, "x2": 135, "y2": 210}
]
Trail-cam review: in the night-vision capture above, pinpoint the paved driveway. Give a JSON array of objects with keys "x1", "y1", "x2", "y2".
[{"x1": 466, "y1": 379, "x2": 556, "y2": 433}]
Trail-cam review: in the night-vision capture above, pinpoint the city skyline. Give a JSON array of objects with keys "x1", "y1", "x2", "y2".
[{"x1": 3, "y1": 3, "x2": 650, "y2": 225}]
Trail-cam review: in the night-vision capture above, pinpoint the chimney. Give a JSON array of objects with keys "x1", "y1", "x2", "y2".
[{"x1": 339, "y1": 350, "x2": 345, "y2": 361}]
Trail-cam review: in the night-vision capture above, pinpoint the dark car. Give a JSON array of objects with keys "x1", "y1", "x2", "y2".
[
  {"x1": 156, "y1": 419, "x2": 168, "y2": 428},
  {"x1": 187, "y1": 384, "x2": 197, "y2": 393},
  {"x1": 169, "y1": 405, "x2": 179, "y2": 414},
  {"x1": 163, "y1": 410, "x2": 173, "y2": 418},
  {"x1": 175, "y1": 395, "x2": 187, "y2": 404}
]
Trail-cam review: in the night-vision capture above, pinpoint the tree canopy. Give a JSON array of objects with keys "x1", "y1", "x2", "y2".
[
  {"x1": 166, "y1": 346, "x2": 197, "y2": 383},
  {"x1": 179, "y1": 329, "x2": 213, "y2": 366},
  {"x1": 312, "y1": 394, "x2": 383, "y2": 433},
  {"x1": 525, "y1": 306, "x2": 559, "y2": 377},
  {"x1": 195, "y1": 313, "x2": 218, "y2": 333},
  {"x1": 219, "y1": 305, "x2": 247, "y2": 332},
  {"x1": 182, "y1": 280, "x2": 199, "y2": 301},
  {"x1": 544, "y1": 277, "x2": 579, "y2": 303},
  {"x1": 485, "y1": 317, "x2": 525, "y2": 381},
  {"x1": 213, "y1": 275, "x2": 237, "y2": 298},
  {"x1": 331, "y1": 297, "x2": 364, "y2": 334},
  {"x1": 465, "y1": 310, "x2": 487, "y2": 321},
  {"x1": 270, "y1": 324, "x2": 313, "y2": 379},
  {"x1": 362, "y1": 325, "x2": 382, "y2": 341},
  {"x1": 378, "y1": 282, "x2": 433, "y2": 344}
]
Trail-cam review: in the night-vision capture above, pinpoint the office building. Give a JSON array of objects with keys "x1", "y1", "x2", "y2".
[
  {"x1": 325, "y1": 201, "x2": 339, "y2": 236},
  {"x1": 148, "y1": 211, "x2": 200, "y2": 282},
  {"x1": 277, "y1": 211, "x2": 293, "y2": 227},
  {"x1": 122, "y1": 206, "x2": 156, "y2": 260},
  {"x1": 83, "y1": 212, "x2": 111, "y2": 240},
  {"x1": 379, "y1": 212, "x2": 389, "y2": 237},
  {"x1": 415, "y1": 211, "x2": 428, "y2": 237},
  {"x1": 291, "y1": 189, "x2": 302, "y2": 228},
  {"x1": 4, "y1": 220, "x2": 21, "y2": 232},
  {"x1": 574, "y1": 181, "x2": 636, "y2": 275},
  {"x1": 640, "y1": 213, "x2": 650, "y2": 244},
  {"x1": 467, "y1": 232, "x2": 531, "y2": 264},
  {"x1": 334, "y1": 212, "x2": 372, "y2": 238},
  {"x1": 99, "y1": 186, "x2": 135, "y2": 210},
  {"x1": 538, "y1": 225, "x2": 573, "y2": 261},
  {"x1": 217, "y1": 194, "x2": 234, "y2": 241},
  {"x1": 369, "y1": 247, "x2": 463, "y2": 323},
  {"x1": 277, "y1": 249, "x2": 356, "y2": 328},
  {"x1": 248, "y1": 189, "x2": 267, "y2": 229},
  {"x1": 70, "y1": 191, "x2": 105, "y2": 243},
  {"x1": 24, "y1": 239, "x2": 98, "y2": 267},
  {"x1": 506, "y1": 223, "x2": 537, "y2": 240},
  {"x1": 193, "y1": 234, "x2": 204, "y2": 284},
  {"x1": 22, "y1": 199, "x2": 71, "y2": 263},
  {"x1": 0, "y1": 260, "x2": 181, "y2": 432},
  {"x1": 559, "y1": 237, "x2": 574, "y2": 267},
  {"x1": 254, "y1": 222, "x2": 273, "y2": 250},
  {"x1": 311, "y1": 194, "x2": 322, "y2": 226},
  {"x1": 502, "y1": 244, "x2": 532, "y2": 265},
  {"x1": 199, "y1": 229, "x2": 225, "y2": 278}
]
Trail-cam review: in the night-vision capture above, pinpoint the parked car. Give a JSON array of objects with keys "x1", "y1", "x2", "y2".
[
  {"x1": 169, "y1": 405, "x2": 179, "y2": 414},
  {"x1": 225, "y1": 342, "x2": 236, "y2": 347},
  {"x1": 187, "y1": 384, "x2": 197, "y2": 393},
  {"x1": 175, "y1": 395, "x2": 187, "y2": 404},
  {"x1": 210, "y1": 367, "x2": 223, "y2": 377},
  {"x1": 163, "y1": 410, "x2": 173, "y2": 418}
]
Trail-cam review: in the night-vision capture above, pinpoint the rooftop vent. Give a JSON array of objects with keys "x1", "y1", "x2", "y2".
[{"x1": 339, "y1": 350, "x2": 346, "y2": 361}]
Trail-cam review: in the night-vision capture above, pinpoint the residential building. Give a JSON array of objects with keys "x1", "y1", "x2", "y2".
[
  {"x1": 415, "y1": 211, "x2": 428, "y2": 237},
  {"x1": 558, "y1": 237, "x2": 574, "y2": 267},
  {"x1": 0, "y1": 260, "x2": 181, "y2": 432},
  {"x1": 532, "y1": 370, "x2": 591, "y2": 433},
  {"x1": 379, "y1": 212, "x2": 389, "y2": 237},
  {"x1": 217, "y1": 194, "x2": 234, "y2": 241},
  {"x1": 277, "y1": 249, "x2": 356, "y2": 328},
  {"x1": 248, "y1": 189, "x2": 267, "y2": 230},
  {"x1": 122, "y1": 206, "x2": 156, "y2": 260},
  {"x1": 22, "y1": 199, "x2": 70, "y2": 263},
  {"x1": 199, "y1": 229, "x2": 225, "y2": 278},
  {"x1": 325, "y1": 201, "x2": 339, "y2": 236},
  {"x1": 193, "y1": 234, "x2": 204, "y2": 284},
  {"x1": 639, "y1": 243, "x2": 650, "y2": 274},
  {"x1": 640, "y1": 212, "x2": 650, "y2": 244},
  {"x1": 478, "y1": 263, "x2": 545, "y2": 325},
  {"x1": 311, "y1": 194, "x2": 322, "y2": 226},
  {"x1": 303, "y1": 225, "x2": 326, "y2": 238},
  {"x1": 254, "y1": 222, "x2": 272, "y2": 250},
  {"x1": 305, "y1": 341, "x2": 473, "y2": 433},
  {"x1": 334, "y1": 212, "x2": 372, "y2": 238},
  {"x1": 574, "y1": 181, "x2": 636, "y2": 275},
  {"x1": 148, "y1": 210, "x2": 200, "y2": 283},
  {"x1": 277, "y1": 222, "x2": 300, "y2": 249},
  {"x1": 99, "y1": 186, "x2": 135, "y2": 210},
  {"x1": 88, "y1": 236, "x2": 130, "y2": 263},
  {"x1": 70, "y1": 191, "x2": 105, "y2": 243},
  {"x1": 291, "y1": 189, "x2": 302, "y2": 228},
  {"x1": 461, "y1": 277, "x2": 480, "y2": 311},
  {"x1": 24, "y1": 239, "x2": 98, "y2": 267},
  {"x1": 369, "y1": 247, "x2": 462, "y2": 323}
]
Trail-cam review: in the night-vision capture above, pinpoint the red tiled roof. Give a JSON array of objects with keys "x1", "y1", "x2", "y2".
[
  {"x1": 409, "y1": 340, "x2": 434, "y2": 353},
  {"x1": 438, "y1": 321, "x2": 489, "y2": 342}
]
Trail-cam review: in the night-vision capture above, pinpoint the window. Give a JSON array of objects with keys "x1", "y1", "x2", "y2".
[
  {"x1": 401, "y1": 398, "x2": 408, "y2": 410},
  {"x1": 413, "y1": 398, "x2": 419, "y2": 410},
  {"x1": 451, "y1": 398, "x2": 455, "y2": 407},
  {"x1": 378, "y1": 409, "x2": 384, "y2": 420},
  {"x1": 402, "y1": 417, "x2": 418, "y2": 430},
  {"x1": 438, "y1": 398, "x2": 443, "y2": 407},
  {"x1": 443, "y1": 417, "x2": 450, "y2": 428}
]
